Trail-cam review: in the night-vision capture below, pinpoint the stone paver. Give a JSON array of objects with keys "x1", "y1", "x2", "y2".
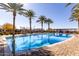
[{"x1": 44, "y1": 35, "x2": 79, "y2": 56}]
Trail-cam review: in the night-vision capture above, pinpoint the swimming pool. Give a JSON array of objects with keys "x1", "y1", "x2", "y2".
[{"x1": 6, "y1": 33, "x2": 72, "y2": 52}]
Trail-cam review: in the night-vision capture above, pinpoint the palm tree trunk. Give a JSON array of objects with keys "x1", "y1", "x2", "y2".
[
  {"x1": 29, "y1": 17, "x2": 32, "y2": 34},
  {"x1": 29, "y1": 17, "x2": 32, "y2": 51},
  {"x1": 12, "y1": 11, "x2": 16, "y2": 56},
  {"x1": 41, "y1": 22, "x2": 43, "y2": 33},
  {"x1": 78, "y1": 21, "x2": 79, "y2": 31},
  {"x1": 48, "y1": 23, "x2": 50, "y2": 30}
]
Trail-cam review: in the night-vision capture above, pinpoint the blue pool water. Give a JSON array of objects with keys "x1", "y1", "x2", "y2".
[{"x1": 6, "y1": 33, "x2": 72, "y2": 52}]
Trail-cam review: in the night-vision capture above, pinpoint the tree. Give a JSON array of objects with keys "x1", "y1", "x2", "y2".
[
  {"x1": 36, "y1": 16, "x2": 46, "y2": 32},
  {"x1": 19, "y1": 9, "x2": 35, "y2": 34},
  {"x1": 66, "y1": 3, "x2": 79, "y2": 31},
  {"x1": 2, "y1": 23, "x2": 15, "y2": 30},
  {"x1": 45, "y1": 18, "x2": 53, "y2": 30},
  {"x1": 0, "y1": 3, "x2": 25, "y2": 56},
  {"x1": 70, "y1": 9, "x2": 79, "y2": 30}
]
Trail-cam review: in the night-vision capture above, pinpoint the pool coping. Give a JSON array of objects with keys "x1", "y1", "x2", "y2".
[{"x1": 44, "y1": 35, "x2": 74, "y2": 47}]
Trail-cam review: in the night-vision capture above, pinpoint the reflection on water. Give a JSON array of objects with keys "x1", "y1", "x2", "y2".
[{"x1": 6, "y1": 33, "x2": 71, "y2": 52}]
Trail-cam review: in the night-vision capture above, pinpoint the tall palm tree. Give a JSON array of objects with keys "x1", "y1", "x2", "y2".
[
  {"x1": 70, "y1": 9, "x2": 79, "y2": 30},
  {"x1": 20, "y1": 10, "x2": 35, "y2": 34},
  {"x1": 66, "y1": 3, "x2": 79, "y2": 30},
  {"x1": 45, "y1": 18, "x2": 53, "y2": 30},
  {"x1": 37, "y1": 16, "x2": 46, "y2": 32},
  {"x1": 0, "y1": 3, "x2": 25, "y2": 56}
]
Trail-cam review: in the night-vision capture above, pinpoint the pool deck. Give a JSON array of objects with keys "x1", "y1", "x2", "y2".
[{"x1": 43, "y1": 34, "x2": 79, "y2": 56}]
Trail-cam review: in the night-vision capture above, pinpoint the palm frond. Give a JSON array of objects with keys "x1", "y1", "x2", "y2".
[
  {"x1": 65, "y1": 3, "x2": 72, "y2": 7},
  {"x1": 45, "y1": 18, "x2": 53, "y2": 23},
  {"x1": 71, "y1": 4, "x2": 79, "y2": 11},
  {"x1": 0, "y1": 3, "x2": 26, "y2": 14},
  {"x1": 69, "y1": 15, "x2": 75, "y2": 22},
  {"x1": 0, "y1": 3, "x2": 10, "y2": 11},
  {"x1": 36, "y1": 20, "x2": 40, "y2": 22},
  {"x1": 20, "y1": 9, "x2": 35, "y2": 19}
]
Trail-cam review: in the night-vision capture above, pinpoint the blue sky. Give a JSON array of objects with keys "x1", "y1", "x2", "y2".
[{"x1": 0, "y1": 3, "x2": 77, "y2": 29}]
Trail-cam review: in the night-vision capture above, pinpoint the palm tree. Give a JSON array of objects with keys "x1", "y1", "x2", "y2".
[
  {"x1": 45, "y1": 18, "x2": 53, "y2": 31},
  {"x1": 70, "y1": 9, "x2": 79, "y2": 30},
  {"x1": 0, "y1": 3, "x2": 25, "y2": 56},
  {"x1": 37, "y1": 16, "x2": 46, "y2": 32},
  {"x1": 20, "y1": 10, "x2": 35, "y2": 34},
  {"x1": 66, "y1": 3, "x2": 79, "y2": 31}
]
